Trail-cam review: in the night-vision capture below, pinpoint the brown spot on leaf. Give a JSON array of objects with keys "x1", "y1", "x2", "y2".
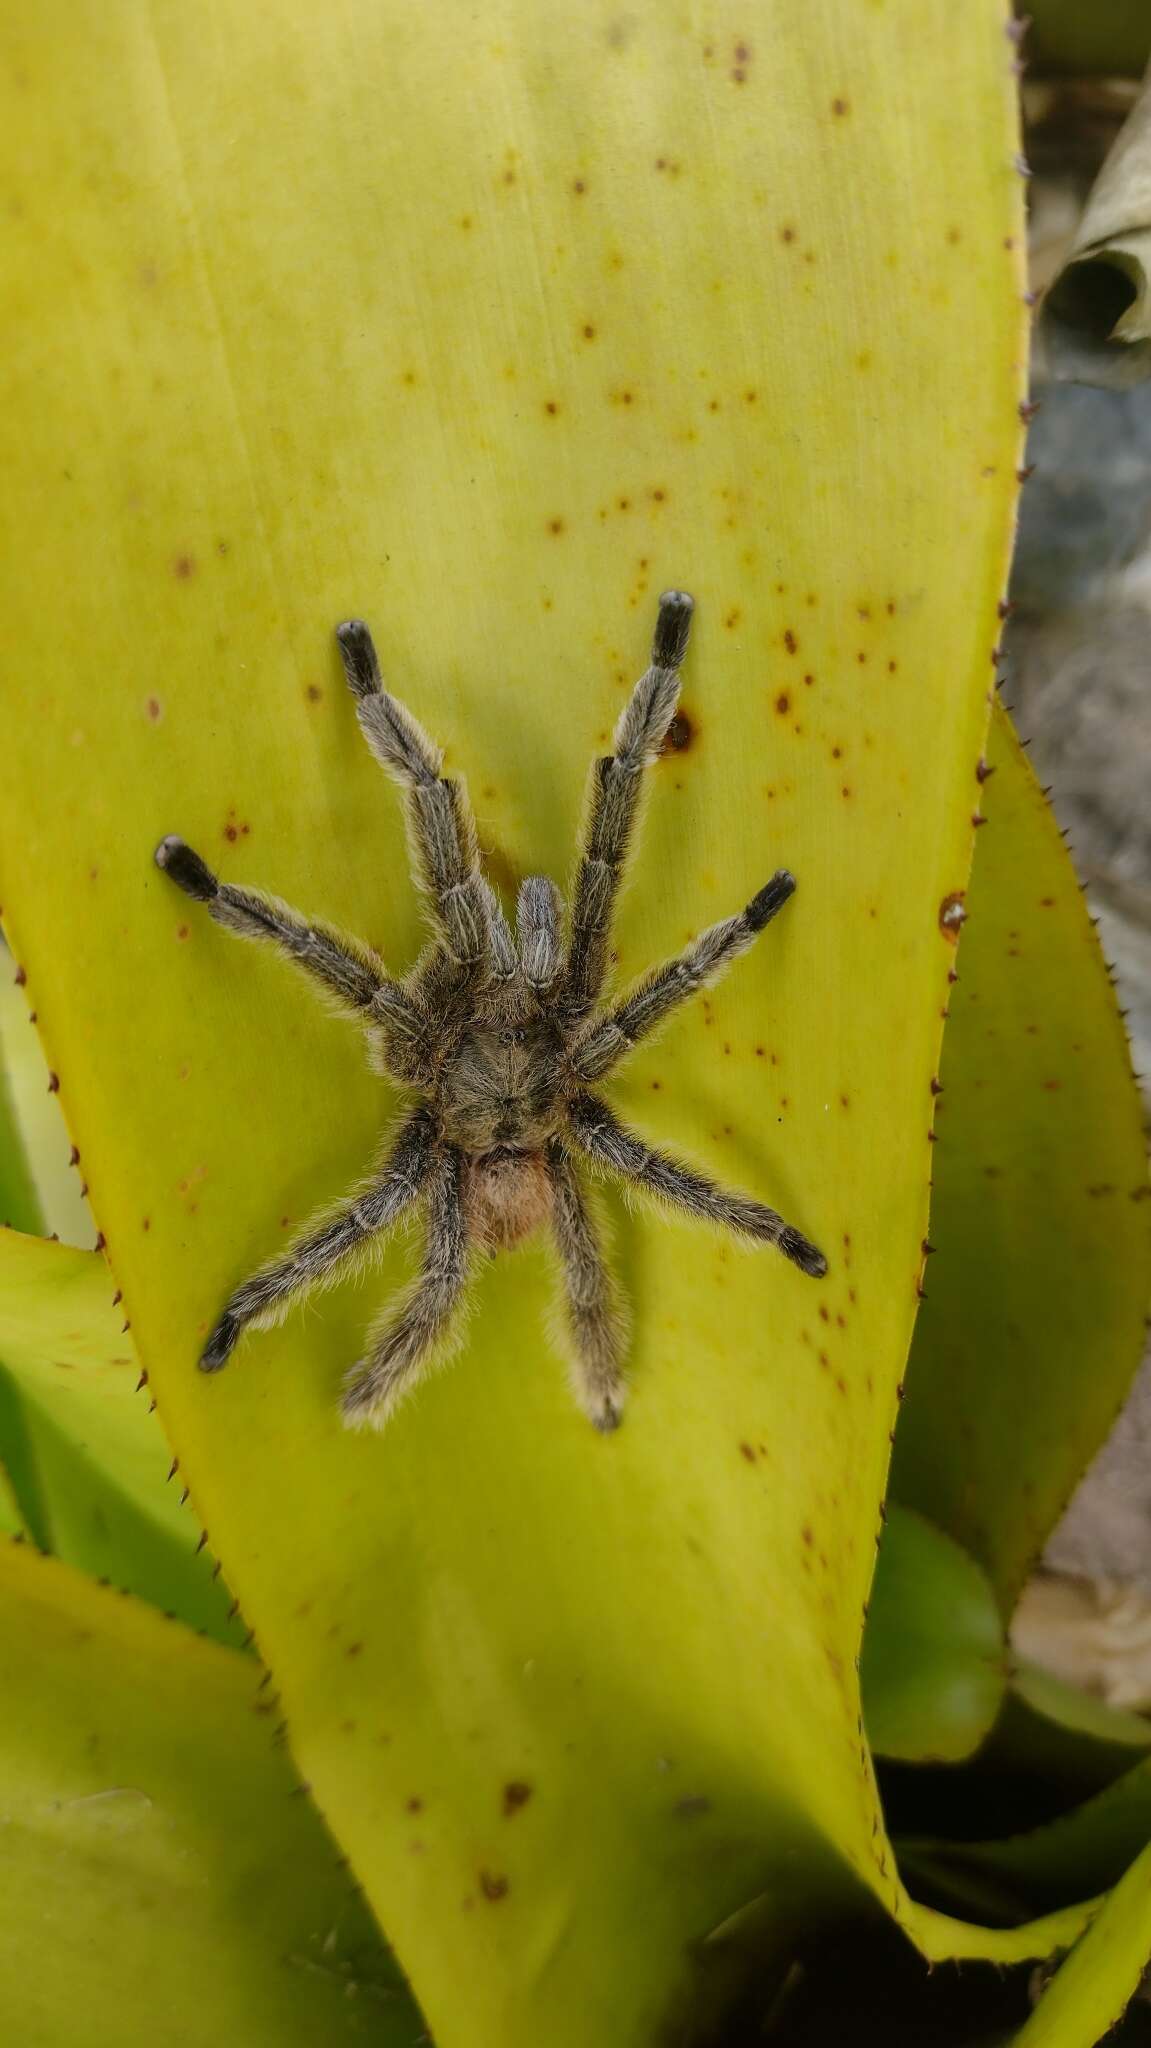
[
  {"x1": 739, "y1": 1441, "x2": 757, "y2": 1463},
  {"x1": 173, "y1": 554, "x2": 196, "y2": 579},
  {"x1": 503, "y1": 1781, "x2": 532, "y2": 1816},
  {"x1": 306, "y1": 684, "x2": 322, "y2": 703},
  {"x1": 146, "y1": 697, "x2": 162, "y2": 721},
  {"x1": 660, "y1": 708, "x2": 695, "y2": 755},
  {"x1": 479, "y1": 1871, "x2": 509, "y2": 1902},
  {"x1": 831, "y1": 96, "x2": 850, "y2": 116},
  {"x1": 783, "y1": 629, "x2": 798, "y2": 654},
  {"x1": 938, "y1": 891, "x2": 966, "y2": 941},
  {"x1": 546, "y1": 516, "x2": 565, "y2": 535}
]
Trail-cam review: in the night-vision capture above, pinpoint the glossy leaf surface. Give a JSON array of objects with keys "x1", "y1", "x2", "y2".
[
  {"x1": 0, "y1": 1540, "x2": 422, "y2": 2047},
  {"x1": 0, "y1": 4, "x2": 1030, "y2": 2040},
  {"x1": 892, "y1": 703, "x2": 1151, "y2": 1612},
  {"x1": 0, "y1": 1227, "x2": 239, "y2": 1642}
]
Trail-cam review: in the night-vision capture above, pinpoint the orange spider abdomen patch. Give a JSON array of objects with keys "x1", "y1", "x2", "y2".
[{"x1": 467, "y1": 1151, "x2": 553, "y2": 1252}]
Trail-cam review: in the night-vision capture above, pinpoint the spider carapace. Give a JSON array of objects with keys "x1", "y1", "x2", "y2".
[{"x1": 156, "y1": 591, "x2": 826, "y2": 1433}]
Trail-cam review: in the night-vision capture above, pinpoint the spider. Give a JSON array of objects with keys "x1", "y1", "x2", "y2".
[{"x1": 154, "y1": 590, "x2": 825, "y2": 1433}]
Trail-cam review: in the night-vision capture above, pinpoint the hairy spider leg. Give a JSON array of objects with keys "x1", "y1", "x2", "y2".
[
  {"x1": 569, "y1": 872, "x2": 796, "y2": 1084},
  {"x1": 517, "y1": 874, "x2": 564, "y2": 992},
  {"x1": 198, "y1": 1107, "x2": 438, "y2": 1372},
  {"x1": 562, "y1": 588, "x2": 695, "y2": 1022},
  {"x1": 336, "y1": 621, "x2": 511, "y2": 985},
  {"x1": 546, "y1": 1139, "x2": 628, "y2": 1432},
  {"x1": 566, "y1": 1090, "x2": 827, "y2": 1278},
  {"x1": 153, "y1": 836, "x2": 428, "y2": 1079},
  {"x1": 342, "y1": 1144, "x2": 471, "y2": 1427}
]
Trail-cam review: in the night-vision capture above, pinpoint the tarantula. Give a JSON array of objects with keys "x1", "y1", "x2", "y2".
[{"x1": 155, "y1": 590, "x2": 825, "y2": 1433}]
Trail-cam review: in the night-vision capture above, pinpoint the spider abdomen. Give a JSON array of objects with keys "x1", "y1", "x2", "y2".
[{"x1": 465, "y1": 1149, "x2": 553, "y2": 1253}]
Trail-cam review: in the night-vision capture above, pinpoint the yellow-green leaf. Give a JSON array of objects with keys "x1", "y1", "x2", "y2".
[
  {"x1": 0, "y1": 3, "x2": 1032, "y2": 2037},
  {"x1": 0, "y1": 952, "x2": 95, "y2": 1249},
  {"x1": 1010, "y1": 1839, "x2": 1151, "y2": 2048},
  {"x1": 0, "y1": 1228, "x2": 239, "y2": 1642},
  {"x1": 0, "y1": 1539, "x2": 422, "y2": 2047},
  {"x1": 891, "y1": 702, "x2": 1151, "y2": 1613}
]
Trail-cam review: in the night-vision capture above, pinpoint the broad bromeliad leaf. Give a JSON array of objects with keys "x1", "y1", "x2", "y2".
[
  {"x1": 891, "y1": 701, "x2": 1151, "y2": 1616},
  {"x1": 0, "y1": 1226, "x2": 242, "y2": 1643},
  {"x1": 0, "y1": 2, "x2": 1080, "y2": 2040},
  {"x1": 0, "y1": 1537, "x2": 422, "y2": 2047},
  {"x1": 1010, "y1": 1839, "x2": 1151, "y2": 2048}
]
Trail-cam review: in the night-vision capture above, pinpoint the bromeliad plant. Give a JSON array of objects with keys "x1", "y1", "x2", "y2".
[{"x1": 0, "y1": 3, "x2": 1149, "y2": 2045}]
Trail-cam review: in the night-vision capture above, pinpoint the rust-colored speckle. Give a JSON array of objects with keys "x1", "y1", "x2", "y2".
[
  {"x1": 502, "y1": 167, "x2": 517, "y2": 186},
  {"x1": 783, "y1": 629, "x2": 798, "y2": 654},
  {"x1": 543, "y1": 399, "x2": 559, "y2": 417},
  {"x1": 660, "y1": 708, "x2": 695, "y2": 754},
  {"x1": 458, "y1": 215, "x2": 474, "y2": 232},
  {"x1": 13, "y1": 964, "x2": 26, "y2": 988},
  {"x1": 723, "y1": 608, "x2": 741, "y2": 631},
  {"x1": 731, "y1": 38, "x2": 751, "y2": 82},
  {"x1": 739, "y1": 1441, "x2": 757, "y2": 1464},
  {"x1": 346, "y1": 1641, "x2": 364, "y2": 1658},
  {"x1": 503, "y1": 1781, "x2": 533, "y2": 1816},
  {"x1": 744, "y1": 389, "x2": 758, "y2": 406},
  {"x1": 142, "y1": 1217, "x2": 151, "y2": 1233},
  {"x1": 581, "y1": 322, "x2": 596, "y2": 341},
  {"x1": 946, "y1": 226, "x2": 961, "y2": 245},
  {"x1": 173, "y1": 554, "x2": 196, "y2": 580},
  {"x1": 775, "y1": 692, "x2": 790, "y2": 716},
  {"x1": 546, "y1": 517, "x2": 565, "y2": 536},
  {"x1": 831, "y1": 96, "x2": 850, "y2": 116},
  {"x1": 48, "y1": 1072, "x2": 60, "y2": 1094},
  {"x1": 801, "y1": 1524, "x2": 814, "y2": 1547},
  {"x1": 780, "y1": 224, "x2": 796, "y2": 244},
  {"x1": 224, "y1": 823, "x2": 239, "y2": 842},
  {"x1": 479, "y1": 1871, "x2": 509, "y2": 1903},
  {"x1": 406, "y1": 1796, "x2": 424, "y2": 1814},
  {"x1": 573, "y1": 178, "x2": 587, "y2": 196},
  {"x1": 938, "y1": 891, "x2": 966, "y2": 942},
  {"x1": 146, "y1": 697, "x2": 162, "y2": 722},
  {"x1": 306, "y1": 684, "x2": 323, "y2": 704}
]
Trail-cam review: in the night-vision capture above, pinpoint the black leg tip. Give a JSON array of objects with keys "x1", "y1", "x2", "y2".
[
  {"x1": 199, "y1": 1314, "x2": 240, "y2": 1372},
  {"x1": 155, "y1": 836, "x2": 218, "y2": 902},
  {"x1": 746, "y1": 870, "x2": 796, "y2": 932},
  {"x1": 653, "y1": 590, "x2": 695, "y2": 670},
  {"x1": 780, "y1": 1228, "x2": 828, "y2": 1279},
  {"x1": 336, "y1": 618, "x2": 381, "y2": 700}
]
